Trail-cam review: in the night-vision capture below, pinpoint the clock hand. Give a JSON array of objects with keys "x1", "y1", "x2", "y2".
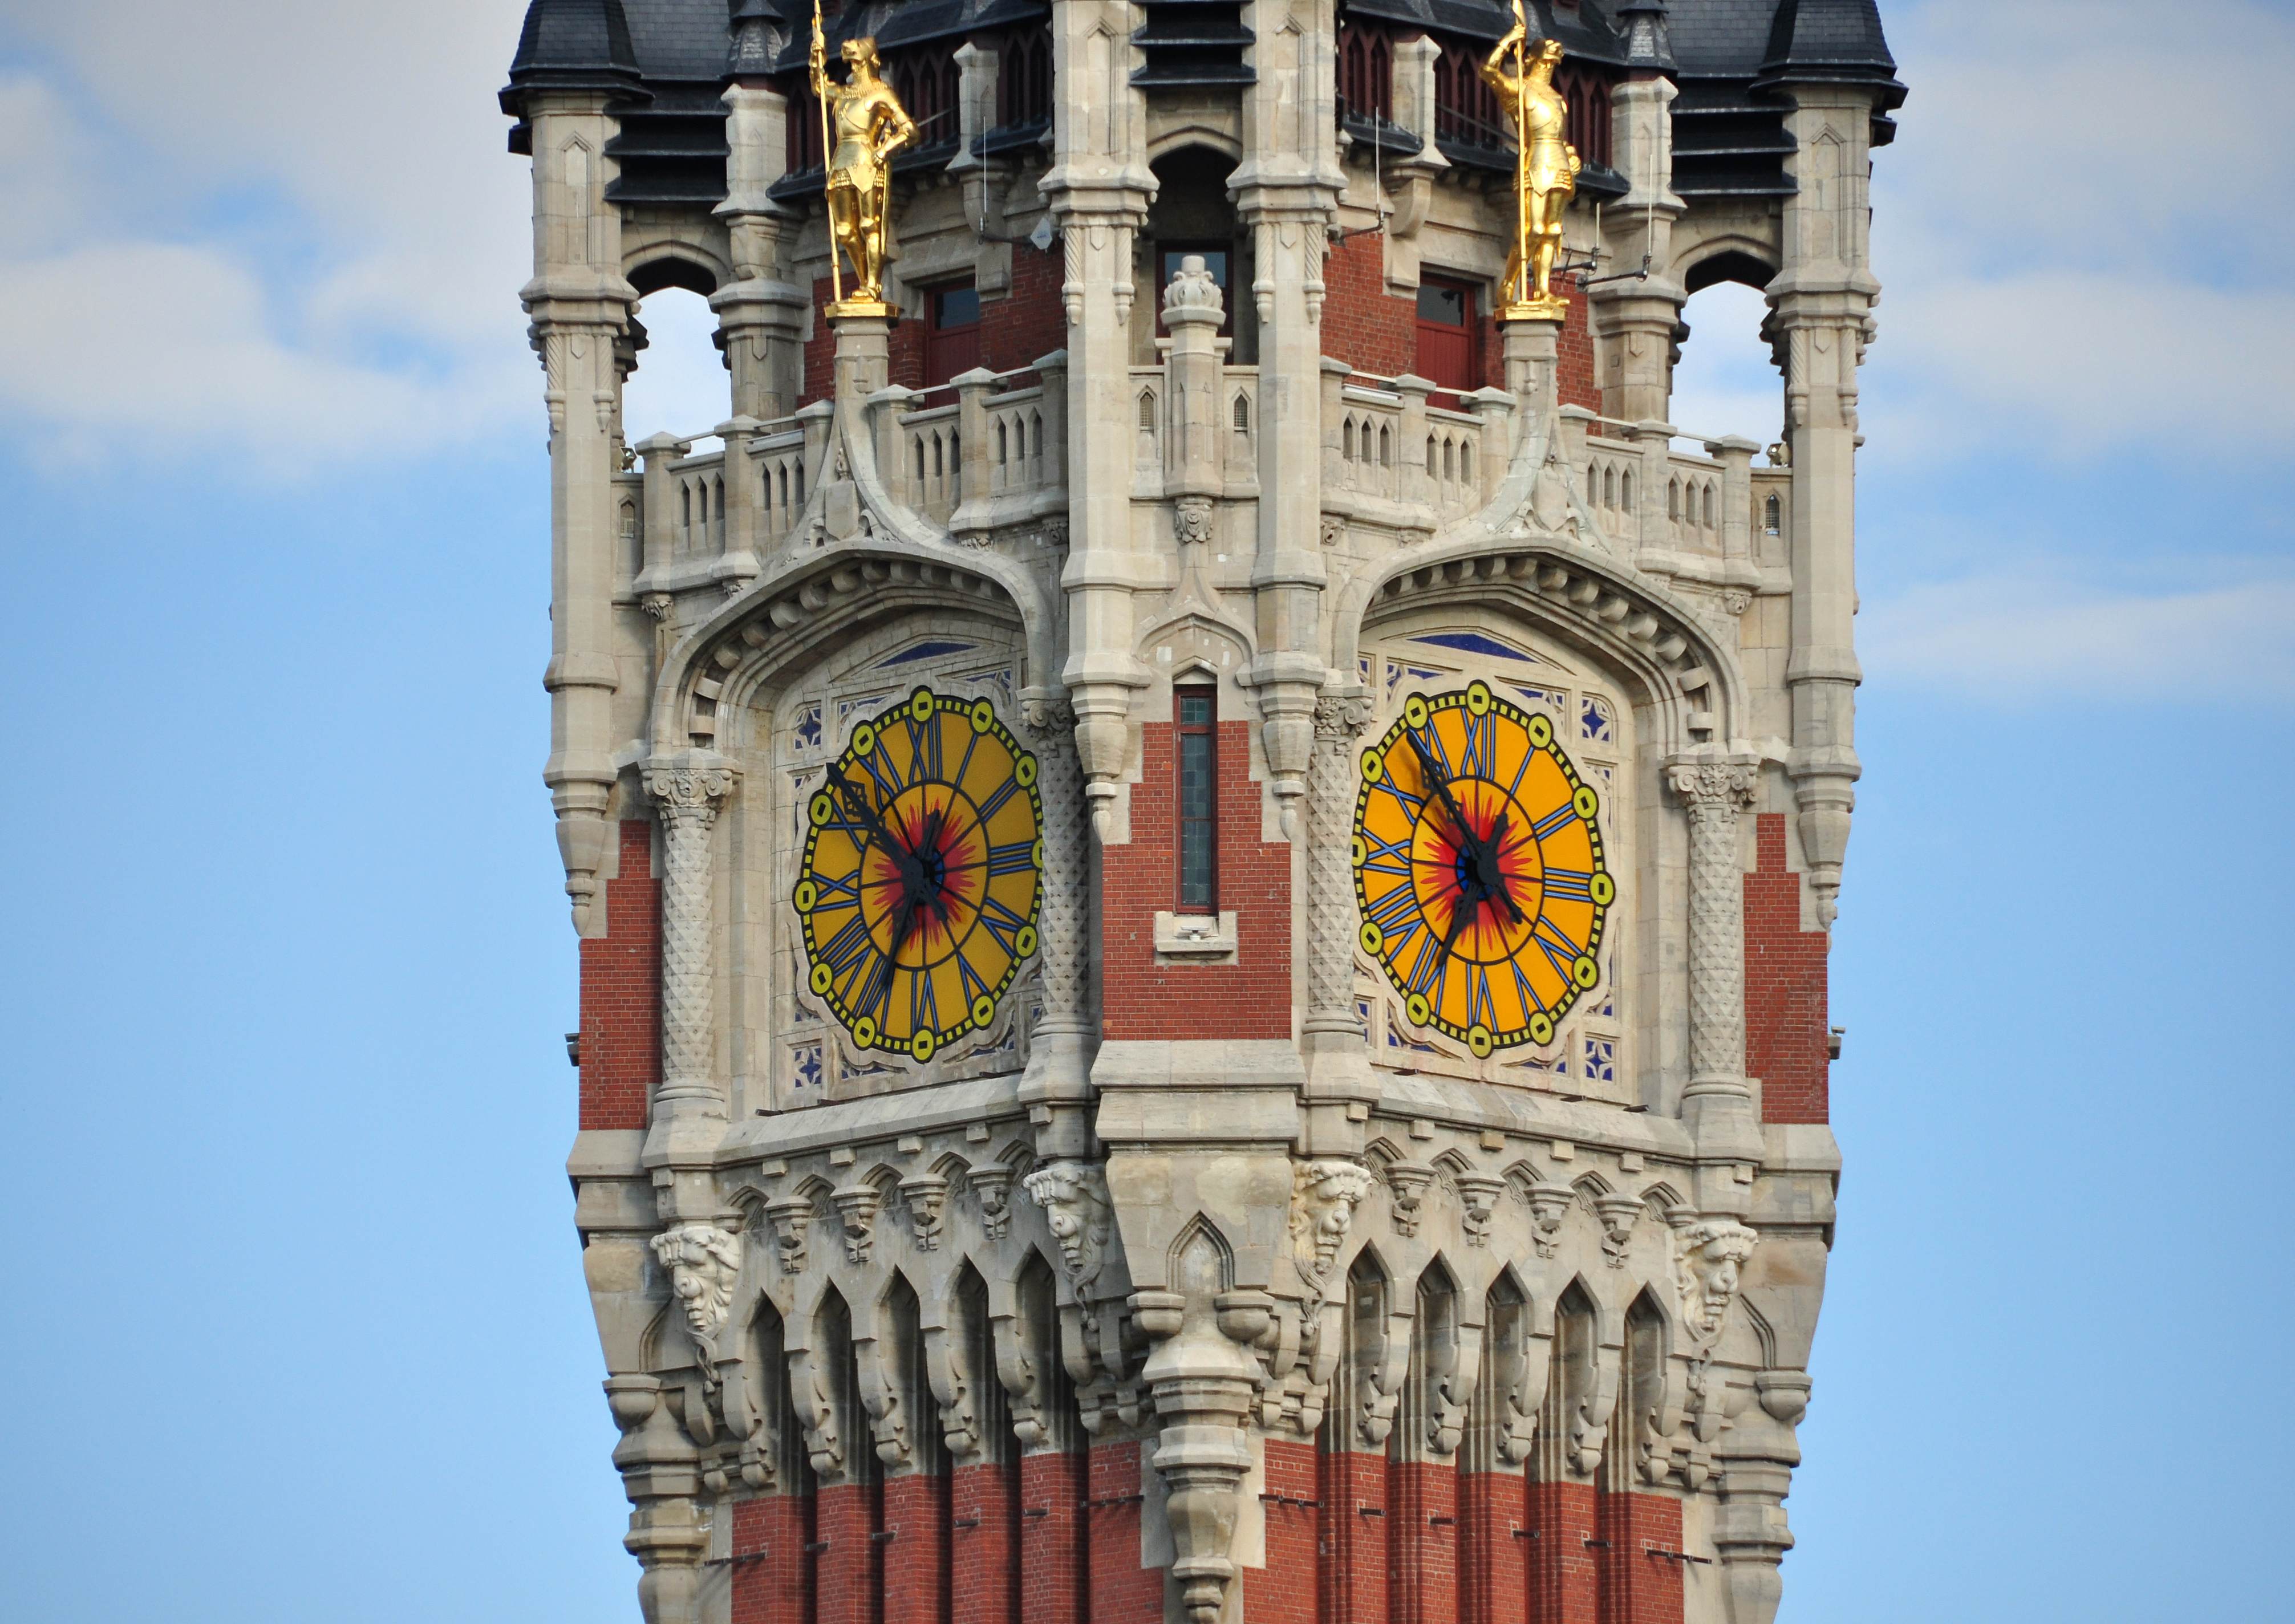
[
  {"x1": 1404, "y1": 726, "x2": 1486, "y2": 867},
  {"x1": 833, "y1": 770, "x2": 928, "y2": 899},
  {"x1": 1481, "y1": 810, "x2": 1526, "y2": 924}
]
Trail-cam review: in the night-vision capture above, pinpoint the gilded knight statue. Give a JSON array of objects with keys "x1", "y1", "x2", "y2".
[
  {"x1": 1482, "y1": 13, "x2": 1582, "y2": 319},
  {"x1": 809, "y1": 19, "x2": 916, "y2": 316}
]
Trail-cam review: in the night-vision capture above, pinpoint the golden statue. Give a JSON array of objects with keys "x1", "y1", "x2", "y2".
[
  {"x1": 810, "y1": 6, "x2": 917, "y2": 319},
  {"x1": 1483, "y1": 3, "x2": 1581, "y2": 321}
]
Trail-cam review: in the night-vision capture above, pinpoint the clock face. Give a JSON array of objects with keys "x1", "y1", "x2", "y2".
[
  {"x1": 797, "y1": 686, "x2": 1043, "y2": 1062},
  {"x1": 1353, "y1": 681, "x2": 1613, "y2": 1058}
]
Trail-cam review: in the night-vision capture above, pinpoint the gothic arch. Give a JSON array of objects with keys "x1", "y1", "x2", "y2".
[
  {"x1": 1336, "y1": 542, "x2": 1750, "y2": 755},
  {"x1": 649, "y1": 541, "x2": 1053, "y2": 750}
]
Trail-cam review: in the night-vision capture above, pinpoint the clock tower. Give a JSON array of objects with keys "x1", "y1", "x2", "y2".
[{"x1": 500, "y1": 2, "x2": 1900, "y2": 1621}]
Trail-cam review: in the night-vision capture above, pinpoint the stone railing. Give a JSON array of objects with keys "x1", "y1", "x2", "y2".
[
  {"x1": 1323, "y1": 364, "x2": 1510, "y2": 529},
  {"x1": 1560, "y1": 410, "x2": 1785, "y2": 584}
]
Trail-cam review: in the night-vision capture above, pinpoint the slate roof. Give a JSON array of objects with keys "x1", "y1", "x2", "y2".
[{"x1": 501, "y1": 0, "x2": 1900, "y2": 202}]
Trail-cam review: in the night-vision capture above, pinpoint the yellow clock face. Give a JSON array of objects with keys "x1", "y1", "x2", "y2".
[
  {"x1": 797, "y1": 686, "x2": 1043, "y2": 1062},
  {"x1": 1354, "y1": 681, "x2": 1613, "y2": 1058}
]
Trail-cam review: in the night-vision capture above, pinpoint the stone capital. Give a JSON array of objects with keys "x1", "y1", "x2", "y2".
[{"x1": 643, "y1": 753, "x2": 738, "y2": 825}]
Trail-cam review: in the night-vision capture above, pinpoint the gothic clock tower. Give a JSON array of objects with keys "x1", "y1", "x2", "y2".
[{"x1": 500, "y1": 1, "x2": 1899, "y2": 1621}]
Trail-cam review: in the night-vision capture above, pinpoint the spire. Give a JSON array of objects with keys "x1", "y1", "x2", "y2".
[
  {"x1": 1753, "y1": 0, "x2": 1905, "y2": 99},
  {"x1": 500, "y1": 0, "x2": 648, "y2": 125},
  {"x1": 725, "y1": 0, "x2": 786, "y2": 82},
  {"x1": 1616, "y1": 0, "x2": 1676, "y2": 75}
]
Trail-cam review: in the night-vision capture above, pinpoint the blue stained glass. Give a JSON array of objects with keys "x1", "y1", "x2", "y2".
[
  {"x1": 880, "y1": 640, "x2": 978, "y2": 667},
  {"x1": 1413, "y1": 631, "x2": 1534, "y2": 662},
  {"x1": 794, "y1": 704, "x2": 823, "y2": 750},
  {"x1": 794, "y1": 1043, "x2": 824, "y2": 1090}
]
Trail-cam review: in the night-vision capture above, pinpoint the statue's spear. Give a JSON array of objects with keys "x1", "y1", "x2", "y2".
[
  {"x1": 1512, "y1": 0, "x2": 1531, "y2": 308},
  {"x1": 812, "y1": 0, "x2": 842, "y2": 304}
]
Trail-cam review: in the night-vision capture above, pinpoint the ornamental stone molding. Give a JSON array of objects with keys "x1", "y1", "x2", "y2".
[
  {"x1": 899, "y1": 1174, "x2": 948, "y2": 1251},
  {"x1": 831, "y1": 1183, "x2": 881, "y2": 1265},
  {"x1": 967, "y1": 1164, "x2": 1016, "y2": 1240},
  {"x1": 1288, "y1": 1160, "x2": 1376, "y2": 1290},
  {"x1": 764, "y1": 1195, "x2": 813, "y2": 1274},
  {"x1": 1021, "y1": 1160, "x2": 1112, "y2": 1294},
  {"x1": 649, "y1": 1223, "x2": 741, "y2": 1347}
]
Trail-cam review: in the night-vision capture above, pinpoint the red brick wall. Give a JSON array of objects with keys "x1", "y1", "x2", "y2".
[
  {"x1": 1101, "y1": 718, "x2": 1293, "y2": 1041},
  {"x1": 732, "y1": 1493, "x2": 814, "y2": 1624},
  {"x1": 1744, "y1": 812, "x2": 1831, "y2": 1123},
  {"x1": 1086, "y1": 1440, "x2": 1159, "y2": 1624},
  {"x1": 981, "y1": 251, "x2": 1069, "y2": 374},
  {"x1": 950, "y1": 1458, "x2": 1019, "y2": 1624},
  {"x1": 1018, "y1": 1452, "x2": 1086, "y2": 1624},
  {"x1": 1387, "y1": 1459, "x2": 1457, "y2": 1624},
  {"x1": 813, "y1": 1481, "x2": 878, "y2": 1624},
  {"x1": 883, "y1": 1471, "x2": 951, "y2": 1624},
  {"x1": 1244, "y1": 1439, "x2": 1319, "y2": 1624},
  {"x1": 1460, "y1": 1468, "x2": 1528, "y2": 1624},
  {"x1": 1594, "y1": 1490, "x2": 1684, "y2": 1624},
  {"x1": 1526, "y1": 1479, "x2": 1599, "y2": 1624},
  {"x1": 578, "y1": 818, "x2": 658, "y2": 1130},
  {"x1": 1321, "y1": 233, "x2": 1418, "y2": 381},
  {"x1": 1319, "y1": 1450, "x2": 1388, "y2": 1624},
  {"x1": 803, "y1": 277, "x2": 837, "y2": 408},
  {"x1": 1554, "y1": 274, "x2": 1598, "y2": 415}
]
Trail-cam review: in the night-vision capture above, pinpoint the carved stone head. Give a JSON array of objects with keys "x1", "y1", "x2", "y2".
[
  {"x1": 1676, "y1": 1219, "x2": 1758, "y2": 1339},
  {"x1": 1022, "y1": 1160, "x2": 1112, "y2": 1289},
  {"x1": 1290, "y1": 1160, "x2": 1376, "y2": 1286},
  {"x1": 651, "y1": 1223, "x2": 743, "y2": 1345}
]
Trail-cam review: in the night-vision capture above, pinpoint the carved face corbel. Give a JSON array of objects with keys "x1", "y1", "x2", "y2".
[
  {"x1": 968, "y1": 1165, "x2": 1015, "y2": 1239},
  {"x1": 1384, "y1": 1162, "x2": 1435, "y2": 1237},
  {"x1": 650, "y1": 1223, "x2": 743, "y2": 1347},
  {"x1": 1595, "y1": 1192, "x2": 1648, "y2": 1266},
  {"x1": 765, "y1": 1195, "x2": 814, "y2": 1274},
  {"x1": 1289, "y1": 1160, "x2": 1377, "y2": 1291},
  {"x1": 832, "y1": 1184, "x2": 882, "y2": 1265},
  {"x1": 1453, "y1": 1173, "x2": 1506, "y2": 1245},
  {"x1": 1021, "y1": 1160, "x2": 1112, "y2": 1294},
  {"x1": 1676, "y1": 1219, "x2": 1759, "y2": 1341},
  {"x1": 1527, "y1": 1181, "x2": 1575, "y2": 1258},
  {"x1": 899, "y1": 1174, "x2": 948, "y2": 1252}
]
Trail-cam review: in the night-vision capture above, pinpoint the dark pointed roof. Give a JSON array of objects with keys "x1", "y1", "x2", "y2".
[
  {"x1": 1754, "y1": 0, "x2": 1903, "y2": 102},
  {"x1": 501, "y1": 0, "x2": 650, "y2": 124}
]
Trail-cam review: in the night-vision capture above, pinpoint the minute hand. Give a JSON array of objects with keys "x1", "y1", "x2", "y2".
[
  {"x1": 1405, "y1": 728, "x2": 1486, "y2": 866},
  {"x1": 832, "y1": 772, "x2": 927, "y2": 899}
]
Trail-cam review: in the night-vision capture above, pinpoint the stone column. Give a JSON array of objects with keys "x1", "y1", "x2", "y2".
[
  {"x1": 1770, "y1": 86, "x2": 1879, "y2": 932},
  {"x1": 715, "y1": 55, "x2": 809, "y2": 425},
  {"x1": 1301, "y1": 690, "x2": 1374, "y2": 1122},
  {"x1": 644, "y1": 754, "x2": 737, "y2": 1191},
  {"x1": 1666, "y1": 760, "x2": 1762, "y2": 1212},
  {"x1": 525, "y1": 93, "x2": 639, "y2": 937},
  {"x1": 1591, "y1": 46, "x2": 1685, "y2": 428},
  {"x1": 1018, "y1": 689, "x2": 1096, "y2": 1157},
  {"x1": 1503, "y1": 316, "x2": 1560, "y2": 416},
  {"x1": 1041, "y1": 0, "x2": 1155, "y2": 826}
]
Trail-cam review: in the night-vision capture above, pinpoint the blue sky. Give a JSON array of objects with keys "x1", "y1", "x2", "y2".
[{"x1": 0, "y1": 2, "x2": 2288, "y2": 1620}]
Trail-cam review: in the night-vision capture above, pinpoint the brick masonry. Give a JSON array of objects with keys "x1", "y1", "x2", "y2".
[
  {"x1": 813, "y1": 1481, "x2": 875, "y2": 1624},
  {"x1": 1101, "y1": 718, "x2": 1294, "y2": 1041},
  {"x1": 1594, "y1": 1488, "x2": 1684, "y2": 1624},
  {"x1": 1319, "y1": 1449, "x2": 1388, "y2": 1624},
  {"x1": 884, "y1": 1471, "x2": 951, "y2": 1624},
  {"x1": 1086, "y1": 1440, "x2": 1159, "y2": 1624},
  {"x1": 1460, "y1": 1468, "x2": 1528, "y2": 1624},
  {"x1": 1245, "y1": 1440, "x2": 1320, "y2": 1624},
  {"x1": 1526, "y1": 1479, "x2": 1600, "y2": 1624},
  {"x1": 1744, "y1": 812, "x2": 1831, "y2": 1123},
  {"x1": 732, "y1": 1492, "x2": 814, "y2": 1624},
  {"x1": 949, "y1": 1458, "x2": 1020, "y2": 1624},
  {"x1": 1017, "y1": 1451, "x2": 1086, "y2": 1624},
  {"x1": 578, "y1": 818, "x2": 658, "y2": 1130}
]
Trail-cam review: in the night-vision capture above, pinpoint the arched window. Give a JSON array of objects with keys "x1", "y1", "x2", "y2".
[{"x1": 1764, "y1": 493, "x2": 1781, "y2": 534}]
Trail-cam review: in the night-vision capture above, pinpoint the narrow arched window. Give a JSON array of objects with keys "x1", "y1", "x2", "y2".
[{"x1": 1764, "y1": 493, "x2": 1781, "y2": 534}]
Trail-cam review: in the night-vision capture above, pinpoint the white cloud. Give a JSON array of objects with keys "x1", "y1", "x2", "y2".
[
  {"x1": 1862, "y1": 573, "x2": 2295, "y2": 698},
  {"x1": 1869, "y1": 0, "x2": 2295, "y2": 466},
  {"x1": 0, "y1": 5, "x2": 542, "y2": 472}
]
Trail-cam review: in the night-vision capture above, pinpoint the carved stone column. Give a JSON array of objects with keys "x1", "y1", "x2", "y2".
[
  {"x1": 644, "y1": 754, "x2": 737, "y2": 1192},
  {"x1": 1668, "y1": 760, "x2": 1762, "y2": 1208},
  {"x1": 1019, "y1": 691, "x2": 1096, "y2": 1156},
  {"x1": 1301, "y1": 690, "x2": 1375, "y2": 1122}
]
